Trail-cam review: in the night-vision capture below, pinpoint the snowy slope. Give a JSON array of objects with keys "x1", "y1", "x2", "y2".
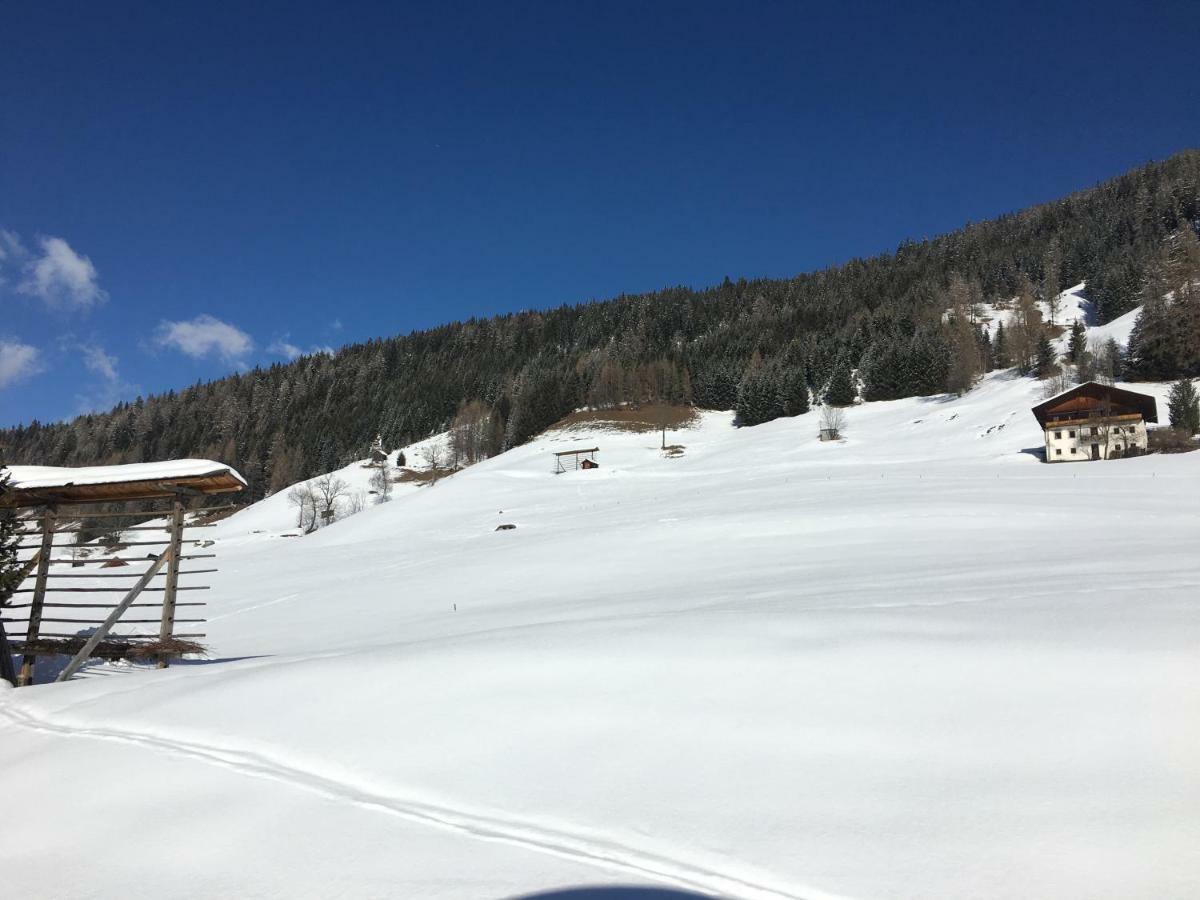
[
  {"x1": 2, "y1": 373, "x2": 1198, "y2": 900},
  {"x1": 213, "y1": 430, "x2": 453, "y2": 543}
]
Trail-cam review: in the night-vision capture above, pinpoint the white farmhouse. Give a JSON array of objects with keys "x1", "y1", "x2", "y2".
[{"x1": 1031, "y1": 381, "x2": 1157, "y2": 462}]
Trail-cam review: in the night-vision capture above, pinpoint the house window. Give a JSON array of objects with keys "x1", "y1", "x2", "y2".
[
  {"x1": 1054, "y1": 431, "x2": 1062, "y2": 439},
  {"x1": 1055, "y1": 449, "x2": 1062, "y2": 456},
  {"x1": 1070, "y1": 447, "x2": 1077, "y2": 454},
  {"x1": 1069, "y1": 430, "x2": 1076, "y2": 438}
]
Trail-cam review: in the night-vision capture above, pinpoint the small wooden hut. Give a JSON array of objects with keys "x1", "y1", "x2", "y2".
[{"x1": 0, "y1": 459, "x2": 245, "y2": 686}]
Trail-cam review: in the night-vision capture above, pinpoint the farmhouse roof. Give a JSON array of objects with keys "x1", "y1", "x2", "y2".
[{"x1": 1030, "y1": 381, "x2": 1158, "y2": 428}]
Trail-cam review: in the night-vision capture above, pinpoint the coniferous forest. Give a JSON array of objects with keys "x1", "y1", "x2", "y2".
[{"x1": 4, "y1": 151, "x2": 1200, "y2": 500}]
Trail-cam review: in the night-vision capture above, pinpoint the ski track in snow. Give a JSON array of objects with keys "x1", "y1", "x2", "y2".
[{"x1": 0, "y1": 704, "x2": 833, "y2": 900}]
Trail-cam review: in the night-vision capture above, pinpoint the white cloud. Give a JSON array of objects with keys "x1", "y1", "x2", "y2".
[
  {"x1": 17, "y1": 236, "x2": 107, "y2": 310},
  {"x1": 81, "y1": 343, "x2": 119, "y2": 381},
  {"x1": 268, "y1": 337, "x2": 303, "y2": 360},
  {"x1": 0, "y1": 339, "x2": 42, "y2": 388},
  {"x1": 268, "y1": 335, "x2": 336, "y2": 360},
  {"x1": 156, "y1": 314, "x2": 253, "y2": 361},
  {"x1": 0, "y1": 230, "x2": 26, "y2": 290}
]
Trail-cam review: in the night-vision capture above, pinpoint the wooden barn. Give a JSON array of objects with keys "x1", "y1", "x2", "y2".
[{"x1": 1031, "y1": 382, "x2": 1157, "y2": 462}]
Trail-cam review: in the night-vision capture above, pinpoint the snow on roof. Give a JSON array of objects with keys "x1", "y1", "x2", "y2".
[{"x1": 1, "y1": 459, "x2": 246, "y2": 506}]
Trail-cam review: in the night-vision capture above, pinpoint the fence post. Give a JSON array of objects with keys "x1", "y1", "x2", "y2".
[
  {"x1": 18, "y1": 506, "x2": 57, "y2": 687},
  {"x1": 157, "y1": 498, "x2": 185, "y2": 669}
]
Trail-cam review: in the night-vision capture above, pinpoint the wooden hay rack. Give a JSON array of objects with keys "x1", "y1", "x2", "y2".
[
  {"x1": 553, "y1": 447, "x2": 599, "y2": 474},
  {"x1": 0, "y1": 461, "x2": 244, "y2": 686}
]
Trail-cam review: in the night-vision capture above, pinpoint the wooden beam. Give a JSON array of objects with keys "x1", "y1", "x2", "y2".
[
  {"x1": 157, "y1": 498, "x2": 186, "y2": 669},
  {"x1": 41, "y1": 554, "x2": 216, "y2": 564},
  {"x1": 0, "y1": 619, "x2": 14, "y2": 686},
  {"x1": 18, "y1": 507, "x2": 57, "y2": 686},
  {"x1": 53, "y1": 549, "x2": 171, "y2": 683}
]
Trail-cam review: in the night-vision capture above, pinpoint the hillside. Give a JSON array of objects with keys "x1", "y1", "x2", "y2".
[
  {"x1": 2, "y1": 364, "x2": 1197, "y2": 898},
  {"x1": 3, "y1": 152, "x2": 1199, "y2": 499}
]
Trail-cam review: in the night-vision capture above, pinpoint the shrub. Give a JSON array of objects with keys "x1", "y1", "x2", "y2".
[{"x1": 1148, "y1": 427, "x2": 1199, "y2": 454}]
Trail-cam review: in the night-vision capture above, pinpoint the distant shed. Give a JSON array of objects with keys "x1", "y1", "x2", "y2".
[{"x1": 553, "y1": 447, "x2": 599, "y2": 474}]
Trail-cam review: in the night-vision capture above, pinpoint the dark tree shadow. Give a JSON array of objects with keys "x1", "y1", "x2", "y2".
[{"x1": 9, "y1": 647, "x2": 272, "y2": 686}]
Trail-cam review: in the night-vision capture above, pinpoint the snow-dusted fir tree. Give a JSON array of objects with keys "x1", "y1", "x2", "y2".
[
  {"x1": 735, "y1": 367, "x2": 778, "y2": 426},
  {"x1": 824, "y1": 352, "x2": 856, "y2": 406},
  {"x1": 776, "y1": 364, "x2": 809, "y2": 417},
  {"x1": 1067, "y1": 320, "x2": 1088, "y2": 363},
  {"x1": 992, "y1": 321, "x2": 1010, "y2": 368},
  {"x1": 1034, "y1": 333, "x2": 1058, "y2": 379},
  {"x1": 1168, "y1": 378, "x2": 1200, "y2": 434},
  {"x1": 0, "y1": 458, "x2": 23, "y2": 603}
]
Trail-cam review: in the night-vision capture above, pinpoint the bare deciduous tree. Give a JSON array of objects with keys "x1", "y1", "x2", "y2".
[
  {"x1": 313, "y1": 473, "x2": 350, "y2": 526},
  {"x1": 369, "y1": 464, "x2": 393, "y2": 502},
  {"x1": 946, "y1": 273, "x2": 984, "y2": 395},
  {"x1": 423, "y1": 443, "x2": 445, "y2": 485},
  {"x1": 1043, "y1": 369, "x2": 1072, "y2": 398},
  {"x1": 449, "y1": 400, "x2": 501, "y2": 466},
  {"x1": 287, "y1": 483, "x2": 319, "y2": 533},
  {"x1": 820, "y1": 404, "x2": 846, "y2": 439},
  {"x1": 1010, "y1": 275, "x2": 1045, "y2": 375}
]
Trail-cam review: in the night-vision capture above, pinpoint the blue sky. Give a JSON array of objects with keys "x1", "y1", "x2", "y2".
[{"x1": 2, "y1": 0, "x2": 1197, "y2": 427}]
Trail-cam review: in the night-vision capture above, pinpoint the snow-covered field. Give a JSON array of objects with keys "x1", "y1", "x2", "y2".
[{"x1": 2, "y1": 370, "x2": 1198, "y2": 899}]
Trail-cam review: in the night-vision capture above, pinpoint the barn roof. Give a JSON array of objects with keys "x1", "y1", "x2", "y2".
[
  {"x1": 0, "y1": 459, "x2": 246, "y2": 508},
  {"x1": 1030, "y1": 382, "x2": 1158, "y2": 428}
]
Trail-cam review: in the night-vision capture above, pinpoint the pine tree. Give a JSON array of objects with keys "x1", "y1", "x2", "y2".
[
  {"x1": 824, "y1": 352, "x2": 856, "y2": 406},
  {"x1": 736, "y1": 367, "x2": 780, "y2": 426},
  {"x1": 992, "y1": 321, "x2": 1010, "y2": 368},
  {"x1": 1167, "y1": 378, "x2": 1200, "y2": 434},
  {"x1": 1034, "y1": 332, "x2": 1058, "y2": 379},
  {"x1": 861, "y1": 341, "x2": 905, "y2": 401},
  {"x1": 776, "y1": 363, "x2": 810, "y2": 417},
  {"x1": 0, "y1": 458, "x2": 25, "y2": 605},
  {"x1": 1067, "y1": 320, "x2": 1087, "y2": 363},
  {"x1": 1126, "y1": 290, "x2": 1174, "y2": 380},
  {"x1": 1043, "y1": 238, "x2": 1062, "y2": 325}
]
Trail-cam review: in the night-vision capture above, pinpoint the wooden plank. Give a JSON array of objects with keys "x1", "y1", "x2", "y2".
[
  {"x1": 8, "y1": 586, "x2": 209, "y2": 593},
  {"x1": 43, "y1": 554, "x2": 216, "y2": 564},
  {"x1": 53, "y1": 549, "x2": 171, "y2": 683},
  {"x1": 18, "y1": 631, "x2": 207, "y2": 640},
  {"x1": 3, "y1": 602, "x2": 204, "y2": 610},
  {"x1": 44, "y1": 569, "x2": 217, "y2": 579},
  {"x1": 29, "y1": 618, "x2": 206, "y2": 625},
  {"x1": 157, "y1": 499, "x2": 186, "y2": 669},
  {"x1": 18, "y1": 508, "x2": 57, "y2": 687},
  {"x1": 41, "y1": 508, "x2": 174, "y2": 520}
]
